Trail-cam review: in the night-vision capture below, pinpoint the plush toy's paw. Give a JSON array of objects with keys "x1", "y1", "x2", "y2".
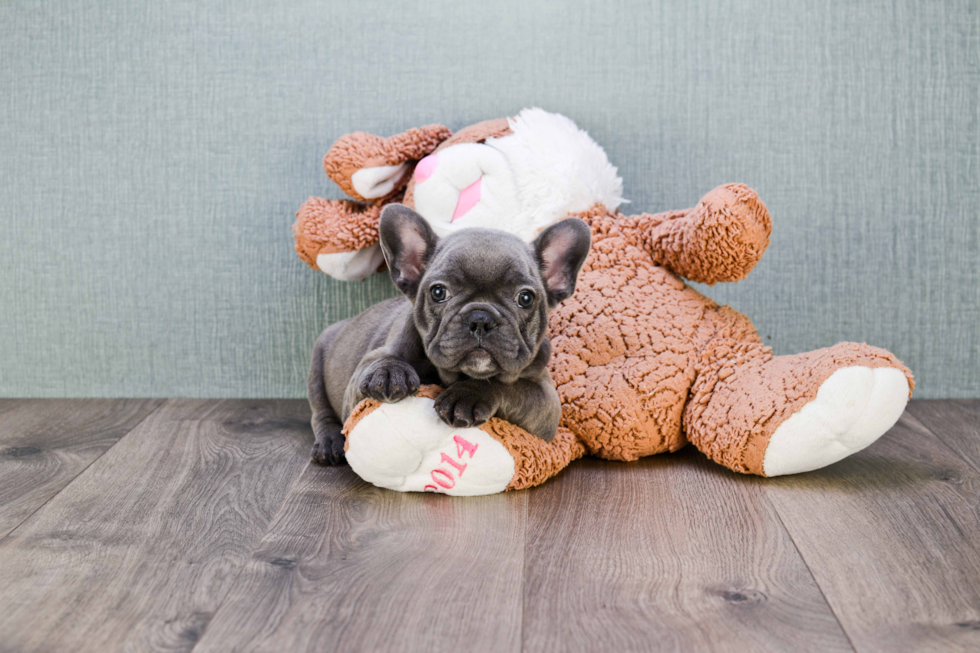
[
  {"x1": 359, "y1": 360, "x2": 420, "y2": 403},
  {"x1": 433, "y1": 381, "x2": 500, "y2": 428},
  {"x1": 762, "y1": 366, "x2": 910, "y2": 476},
  {"x1": 293, "y1": 198, "x2": 385, "y2": 280},
  {"x1": 345, "y1": 395, "x2": 516, "y2": 496},
  {"x1": 315, "y1": 245, "x2": 385, "y2": 281}
]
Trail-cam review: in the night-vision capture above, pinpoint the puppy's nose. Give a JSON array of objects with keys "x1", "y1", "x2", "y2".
[{"x1": 465, "y1": 310, "x2": 497, "y2": 337}]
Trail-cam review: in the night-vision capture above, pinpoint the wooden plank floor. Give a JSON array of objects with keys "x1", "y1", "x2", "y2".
[{"x1": 0, "y1": 399, "x2": 977, "y2": 652}]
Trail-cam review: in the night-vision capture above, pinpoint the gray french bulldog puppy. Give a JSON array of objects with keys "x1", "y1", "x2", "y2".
[{"x1": 307, "y1": 204, "x2": 591, "y2": 465}]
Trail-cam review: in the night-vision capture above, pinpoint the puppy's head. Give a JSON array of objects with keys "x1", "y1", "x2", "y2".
[{"x1": 379, "y1": 204, "x2": 591, "y2": 380}]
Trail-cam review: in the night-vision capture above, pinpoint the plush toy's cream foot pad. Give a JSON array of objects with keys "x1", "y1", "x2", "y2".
[
  {"x1": 344, "y1": 395, "x2": 516, "y2": 496},
  {"x1": 763, "y1": 366, "x2": 910, "y2": 476}
]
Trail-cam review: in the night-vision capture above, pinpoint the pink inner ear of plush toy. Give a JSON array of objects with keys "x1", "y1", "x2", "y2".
[
  {"x1": 452, "y1": 177, "x2": 482, "y2": 222},
  {"x1": 414, "y1": 154, "x2": 438, "y2": 183}
]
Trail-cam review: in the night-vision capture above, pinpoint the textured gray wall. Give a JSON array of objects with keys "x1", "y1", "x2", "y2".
[{"x1": 1, "y1": 1, "x2": 977, "y2": 398}]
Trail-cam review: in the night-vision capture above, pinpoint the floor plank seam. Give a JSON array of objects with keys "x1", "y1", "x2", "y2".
[
  {"x1": 0, "y1": 399, "x2": 167, "y2": 543},
  {"x1": 906, "y1": 409, "x2": 980, "y2": 479},
  {"x1": 764, "y1": 491, "x2": 859, "y2": 653},
  {"x1": 187, "y1": 460, "x2": 314, "y2": 653},
  {"x1": 899, "y1": 409, "x2": 980, "y2": 566},
  {"x1": 519, "y1": 490, "x2": 528, "y2": 653}
]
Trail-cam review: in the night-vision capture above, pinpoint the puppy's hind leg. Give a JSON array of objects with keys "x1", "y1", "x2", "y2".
[{"x1": 308, "y1": 326, "x2": 347, "y2": 466}]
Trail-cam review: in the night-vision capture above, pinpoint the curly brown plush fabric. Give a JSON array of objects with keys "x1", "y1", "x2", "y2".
[
  {"x1": 550, "y1": 208, "x2": 706, "y2": 460},
  {"x1": 637, "y1": 183, "x2": 773, "y2": 284},
  {"x1": 293, "y1": 198, "x2": 383, "y2": 268},
  {"x1": 437, "y1": 118, "x2": 512, "y2": 149},
  {"x1": 490, "y1": 424, "x2": 585, "y2": 490}
]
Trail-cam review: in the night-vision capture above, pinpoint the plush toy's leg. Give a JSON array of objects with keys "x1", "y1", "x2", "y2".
[
  {"x1": 684, "y1": 341, "x2": 913, "y2": 476},
  {"x1": 343, "y1": 386, "x2": 585, "y2": 495}
]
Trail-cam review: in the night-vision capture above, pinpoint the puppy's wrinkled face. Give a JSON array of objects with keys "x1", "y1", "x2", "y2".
[
  {"x1": 417, "y1": 231, "x2": 545, "y2": 379},
  {"x1": 379, "y1": 204, "x2": 591, "y2": 382}
]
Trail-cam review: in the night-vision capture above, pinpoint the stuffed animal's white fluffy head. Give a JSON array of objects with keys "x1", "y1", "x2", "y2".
[{"x1": 411, "y1": 108, "x2": 624, "y2": 241}]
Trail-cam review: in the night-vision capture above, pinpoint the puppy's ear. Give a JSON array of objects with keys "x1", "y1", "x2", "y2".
[
  {"x1": 379, "y1": 204, "x2": 439, "y2": 298},
  {"x1": 533, "y1": 218, "x2": 592, "y2": 307}
]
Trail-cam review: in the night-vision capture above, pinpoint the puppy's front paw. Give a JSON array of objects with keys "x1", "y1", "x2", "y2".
[
  {"x1": 359, "y1": 359, "x2": 420, "y2": 403},
  {"x1": 434, "y1": 381, "x2": 499, "y2": 428},
  {"x1": 311, "y1": 435, "x2": 345, "y2": 466},
  {"x1": 310, "y1": 419, "x2": 346, "y2": 466}
]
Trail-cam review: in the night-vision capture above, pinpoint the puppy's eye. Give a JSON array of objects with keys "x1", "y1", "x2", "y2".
[
  {"x1": 430, "y1": 284, "x2": 449, "y2": 303},
  {"x1": 517, "y1": 290, "x2": 535, "y2": 308}
]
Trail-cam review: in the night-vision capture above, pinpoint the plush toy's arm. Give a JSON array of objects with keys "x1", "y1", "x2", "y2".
[
  {"x1": 293, "y1": 197, "x2": 385, "y2": 280},
  {"x1": 630, "y1": 184, "x2": 772, "y2": 285},
  {"x1": 325, "y1": 124, "x2": 453, "y2": 202}
]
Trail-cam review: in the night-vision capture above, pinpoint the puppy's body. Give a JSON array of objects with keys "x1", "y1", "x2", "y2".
[{"x1": 308, "y1": 205, "x2": 590, "y2": 465}]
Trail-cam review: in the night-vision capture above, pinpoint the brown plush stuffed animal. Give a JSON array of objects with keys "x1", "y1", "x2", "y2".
[{"x1": 295, "y1": 108, "x2": 913, "y2": 496}]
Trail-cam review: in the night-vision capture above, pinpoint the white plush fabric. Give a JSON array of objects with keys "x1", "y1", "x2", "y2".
[
  {"x1": 351, "y1": 163, "x2": 409, "y2": 199},
  {"x1": 345, "y1": 395, "x2": 516, "y2": 496},
  {"x1": 412, "y1": 108, "x2": 624, "y2": 241},
  {"x1": 488, "y1": 108, "x2": 625, "y2": 235},
  {"x1": 412, "y1": 143, "x2": 523, "y2": 238},
  {"x1": 763, "y1": 366, "x2": 910, "y2": 476},
  {"x1": 316, "y1": 244, "x2": 385, "y2": 281}
]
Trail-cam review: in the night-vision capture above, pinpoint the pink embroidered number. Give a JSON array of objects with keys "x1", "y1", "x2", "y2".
[
  {"x1": 430, "y1": 468, "x2": 455, "y2": 489},
  {"x1": 423, "y1": 435, "x2": 479, "y2": 493},
  {"x1": 441, "y1": 452, "x2": 467, "y2": 475},
  {"x1": 455, "y1": 434, "x2": 478, "y2": 459}
]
